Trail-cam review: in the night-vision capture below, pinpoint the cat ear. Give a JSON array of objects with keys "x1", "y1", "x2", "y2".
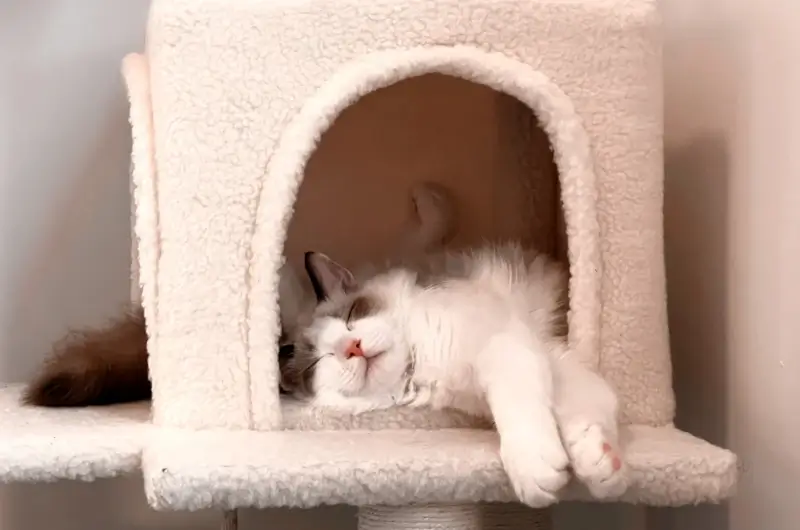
[{"x1": 304, "y1": 252, "x2": 357, "y2": 301}]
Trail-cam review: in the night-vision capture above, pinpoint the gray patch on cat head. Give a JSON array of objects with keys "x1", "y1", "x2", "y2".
[
  {"x1": 277, "y1": 323, "x2": 297, "y2": 394},
  {"x1": 315, "y1": 291, "x2": 384, "y2": 323},
  {"x1": 280, "y1": 290, "x2": 385, "y2": 398},
  {"x1": 279, "y1": 332, "x2": 317, "y2": 397}
]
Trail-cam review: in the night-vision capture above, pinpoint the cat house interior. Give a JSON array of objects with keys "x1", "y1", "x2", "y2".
[{"x1": 284, "y1": 73, "x2": 569, "y2": 288}]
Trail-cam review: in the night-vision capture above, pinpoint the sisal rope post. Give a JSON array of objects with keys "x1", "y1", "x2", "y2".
[
  {"x1": 221, "y1": 510, "x2": 238, "y2": 530},
  {"x1": 358, "y1": 504, "x2": 482, "y2": 530},
  {"x1": 481, "y1": 503, "x2": 552, "y2": 530}
]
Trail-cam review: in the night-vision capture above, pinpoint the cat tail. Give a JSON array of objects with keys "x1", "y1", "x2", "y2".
[
  {"x1": 401, "y1": 182, "x2": 457, "y2": 253},
  {"x1": 23, "y1": 306, "x2": 151, "y2": 407}
]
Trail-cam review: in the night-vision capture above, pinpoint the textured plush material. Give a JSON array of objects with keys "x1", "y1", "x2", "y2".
[
  {"x1": 0, "y1": 384, "x2": 482, "y2": 482},
  {"x1": 129, "y1": 0, "x2": 672, "y2": 432},
  {"x1": 0, "y1": 385, "x2": 149, "y2": 482},
  {"x1": 1, "y1": 383, "x2": 737, "y2": 508},
  {"x1": 143, "y1": 424, "x2": 737, "y2": 510}
]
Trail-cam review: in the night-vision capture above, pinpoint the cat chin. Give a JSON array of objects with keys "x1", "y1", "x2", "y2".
[
  {"x1": 341, "y1": 362, "x2": 369, "y2": 395},
  {"x1": 311, "y1": 356, "x2": 366, "y2": 396},
  {"x1": 330, "y1": 359, "x2": 403, "y2": 399}
]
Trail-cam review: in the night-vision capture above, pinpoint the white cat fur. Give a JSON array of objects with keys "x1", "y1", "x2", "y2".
[
  {"x1": 279, "y1": 181, "x2": 456, "y2": 344},
  {"x1": 288, "y1": 244, "x2": 628, "y2": 506}
]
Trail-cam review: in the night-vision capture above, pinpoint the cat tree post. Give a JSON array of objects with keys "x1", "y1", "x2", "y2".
[
  {"x1": 358, "y1": 504, "x2": 482, "y2": 530},
  {"x1": 481, "y1": 503, "x2": 552, "y2": 529},
  {"x1": 221, "y1": 510, "x2": 238, "y2": 530},
  {"x1": 357, "y1": 503, "x2": 552, "y2": 530}
]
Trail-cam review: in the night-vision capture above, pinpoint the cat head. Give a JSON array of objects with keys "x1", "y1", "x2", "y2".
[
  {"x1": 279, "y1": 252, "x2": 414, "y2": 399},
  {"x1": 278, "y1": 181, "x2": 456, "y2": 398}
]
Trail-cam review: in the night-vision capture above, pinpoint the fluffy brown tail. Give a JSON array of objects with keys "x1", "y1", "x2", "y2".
[{"x1": 23, "y1": 307, "x2": 150, "y2": 407}]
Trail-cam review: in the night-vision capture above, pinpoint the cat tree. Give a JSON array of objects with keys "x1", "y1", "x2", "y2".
[{"x1": 0, "y1": 0, "x2": 737, "y2": 528}]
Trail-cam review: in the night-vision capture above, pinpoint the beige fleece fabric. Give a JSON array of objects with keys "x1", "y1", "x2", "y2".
[
  {"x1": 1, "y1": 383, "x2": 737, "y2": 509},
  {"x1": 0, "y1": 385, "x2": 148, "y2": 482},
  {"x1": 142, "y1": 424, "x2": 737, "y2": 510},
  {"x1": 0, "y1": 385, "x2": 485, "y2": 483},
  {"x1": 136, "y1": 0, "x2": 669, "y2": 431}
]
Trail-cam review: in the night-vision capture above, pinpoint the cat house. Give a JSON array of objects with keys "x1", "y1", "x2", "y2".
[{"x1": 0, "y1": 0, "x2": 737, "y2": 528}]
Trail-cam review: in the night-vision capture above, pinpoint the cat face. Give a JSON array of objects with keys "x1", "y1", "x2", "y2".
[{"x1": 280, "y1": 252, "x2": 412, "y2": 399}]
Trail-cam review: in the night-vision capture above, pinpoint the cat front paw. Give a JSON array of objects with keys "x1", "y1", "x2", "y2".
[
  {"x1": 563, "y1": 422, "x2": 628, "y2": 499},
  {"x1": 500, "y1": 429, "x2": 570, "y2": 507}
]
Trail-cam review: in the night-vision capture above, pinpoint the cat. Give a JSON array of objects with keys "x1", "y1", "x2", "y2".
[
  {"x1": 23, "y1": 182, "x2": 456, "y2": 408},
  {"x1": 280, "y1": 243, "x2": 628, "y2": 506}
]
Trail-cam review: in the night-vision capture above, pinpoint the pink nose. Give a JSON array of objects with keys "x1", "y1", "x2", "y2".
[{"x1": 345, "y1": 339, "x2": 364, "y2": 358}]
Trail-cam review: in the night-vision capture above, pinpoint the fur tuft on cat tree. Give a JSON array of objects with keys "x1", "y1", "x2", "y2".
[{"x1": 0, "y1": 0, "x2": 737, "y2": 528}]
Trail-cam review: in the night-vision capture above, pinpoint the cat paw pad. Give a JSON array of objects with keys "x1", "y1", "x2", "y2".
[{"x1": 565, "y1": 423, "x2": 629, "y2": 499}]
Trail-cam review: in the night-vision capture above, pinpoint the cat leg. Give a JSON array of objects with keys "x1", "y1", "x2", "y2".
[
  {"x1": 552, "y1": 353, "x2": 629, "y2": 499},
  {"x1": 477, "y1": 333, "x2": 570, "y2": 507}
]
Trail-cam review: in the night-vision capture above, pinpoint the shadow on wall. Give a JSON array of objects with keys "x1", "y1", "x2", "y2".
[
  {"x1": 0, "y1": 92, "x2": 134, "y2": 383},
  {"x1": 663, "y1": 137, "x2": 731, "y2": 446},
  {"x1": 1, "y1": 478, "x2": 355, "y2": 530},
  {"x1": 0, "y1": 73, "x2": 138, "y2": 530},
  {"x1": 646, "y1": 9, "x2": 747, "y2": 527},
  {"x1": 648, "y1": 137, "x2": 732, "y2": 530}
]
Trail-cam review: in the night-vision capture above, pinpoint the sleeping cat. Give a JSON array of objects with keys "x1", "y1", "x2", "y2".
[
  {"x1": 23, "y1": 182, "x2": 455, "y2": 408},
  {"x1": 281, "y1": 244, "x2": 628, "y2": 506}
]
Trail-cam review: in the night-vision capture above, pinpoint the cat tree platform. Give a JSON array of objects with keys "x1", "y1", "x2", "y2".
[
  {"x1": 0, "y1": 384, "x2": 486, "y2": 484},
  {"x1": 0, "y1": 384, "x2": 148, "y2": 482},
  {"x1": 2, "y1": 383, "x2": 736, "y2": 510},
  {"x1": 144, "y1": 425, "x2": 736, "y2": 510}
]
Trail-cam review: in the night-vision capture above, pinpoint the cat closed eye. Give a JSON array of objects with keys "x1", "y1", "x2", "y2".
[{"x1": 346, "y1": 295, "x2": 380, "y2": 323}]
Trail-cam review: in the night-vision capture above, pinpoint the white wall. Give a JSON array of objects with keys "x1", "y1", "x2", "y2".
[
  {"x1": 1, "y1": 0, "x2": 798, "y2": 529},
  {"x1": 652, "y1": 0, "x2": 800, "y2": 529}
]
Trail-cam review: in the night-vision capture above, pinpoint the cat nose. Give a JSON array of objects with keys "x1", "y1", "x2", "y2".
[{"x1": 345, "y1": 339, "x2": 364, "y2": 358}]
